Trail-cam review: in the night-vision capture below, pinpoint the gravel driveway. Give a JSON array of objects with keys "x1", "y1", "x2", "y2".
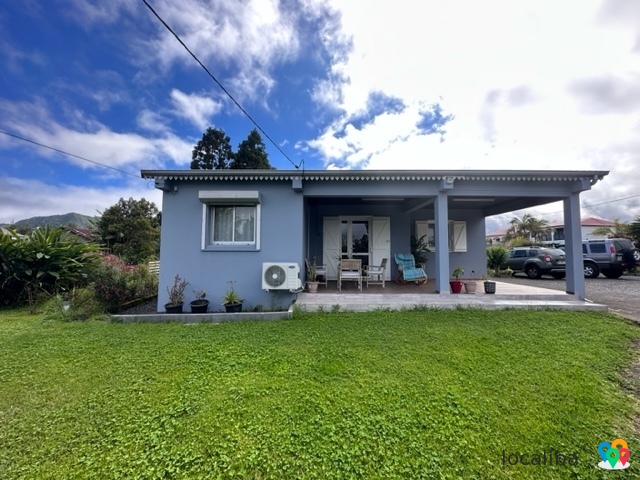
[{"x1": 498, "y1": 274, "x2": 640, "y2": 323}]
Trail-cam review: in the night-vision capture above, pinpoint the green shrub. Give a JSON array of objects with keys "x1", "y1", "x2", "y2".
[
  {"x1": 42, "y1": 289, "x2": 107, "y2": 322},
  {"x1": 486, "y1": 246, "x2": 508, "y2": 272},
  {"x1": 0, "y1": 227, "x2": 100, "y2": 308},
  {"x1": 92, "y1": 255, "x2": 157, "y2": 313}
]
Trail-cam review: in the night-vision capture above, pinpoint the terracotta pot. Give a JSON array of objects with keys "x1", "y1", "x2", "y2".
[{"x1": 464, "y1": 281, "x2": 477, "y2": 294}]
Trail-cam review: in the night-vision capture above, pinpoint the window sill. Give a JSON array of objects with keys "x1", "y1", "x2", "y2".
[{"x1": 202, "y1": 245, "x2": 260, "y2": 252}]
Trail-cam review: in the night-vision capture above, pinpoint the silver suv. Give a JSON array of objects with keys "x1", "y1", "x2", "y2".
[
  {"x1": 504, "y1": 247, "x2": 566, "y2": 279},
  {"x1": 582, "y1": 238, "x2": 640, "y2": 278}
]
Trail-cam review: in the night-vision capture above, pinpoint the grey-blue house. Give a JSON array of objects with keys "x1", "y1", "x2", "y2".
[{"x1": 141, "y1": 169, "x2": 608, "y2": 311}]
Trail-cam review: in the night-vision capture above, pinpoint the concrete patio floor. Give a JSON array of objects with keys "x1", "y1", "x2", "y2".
[{"x1": 295, "y1": 279, "x2": 609, "y2": 312}]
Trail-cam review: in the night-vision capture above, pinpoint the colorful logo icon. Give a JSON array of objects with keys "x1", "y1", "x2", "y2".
[{"x1": 597, "y1": 439, "x2": 630, "y2": 470}]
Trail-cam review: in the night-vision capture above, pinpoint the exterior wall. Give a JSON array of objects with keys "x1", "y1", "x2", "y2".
[
  {"x1": 157, "y1": 180, "x2": 304, "y2": 312},
  {"x1": 411, "y1": 209, "x2": 486, "y2": 278}
]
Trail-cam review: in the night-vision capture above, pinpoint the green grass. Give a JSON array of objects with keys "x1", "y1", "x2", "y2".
[{"x1": 0, "y1": 308, "x2": 638, "y2": 479}]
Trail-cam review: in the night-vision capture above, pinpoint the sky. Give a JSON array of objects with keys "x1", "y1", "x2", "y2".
[{"x1": 1, "y1": 0, "x2": 639, "y2": 232}]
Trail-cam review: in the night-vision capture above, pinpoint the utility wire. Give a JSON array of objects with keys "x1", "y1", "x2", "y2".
[
  {"x1": 142, "y1": 0, "x2": 301, "y2": 170},
  {"x1": 0, "y1": 128, "x2": 141, "y2": 179},
  {"x1": 536, "y1": 192, "x2": 640, "y2": 217}
]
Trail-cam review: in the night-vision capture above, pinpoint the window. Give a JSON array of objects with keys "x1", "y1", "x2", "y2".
[
  {"x1": 211, "y1": 205, "x2": 256, "y2": 244},
  {"x1": 415, "y1": 221, "x2": 467, "y2": 252},
  {"x1": 199, "y1": 190, "x2": 260, "y2": 250}
]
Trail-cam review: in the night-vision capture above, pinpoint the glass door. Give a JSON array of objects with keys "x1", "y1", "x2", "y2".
[{"x1": 341, "y1": 219, "x2": 370, "y2": 268}]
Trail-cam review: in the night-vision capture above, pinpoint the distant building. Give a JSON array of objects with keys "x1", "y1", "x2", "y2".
[
  {"x1": 486, "y1": 217, "x2": 615, "y2": 245},
  {"x1": 62, "y1": 226, "x2": 97, "y2": 243}
]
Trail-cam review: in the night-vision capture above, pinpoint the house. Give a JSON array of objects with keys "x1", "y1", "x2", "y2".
[
  {"x1": 62, "y1": 226, "x2": 97, "y2": 243},
  {"x1": 141, "y1": 169, "x2": 608, "y2": 309},
  {"x1": 541, "y1": 217, "x2": 615, "y2": 243},
  {"x1": 486, "y1": 216, "x2": 615, "y2": 245}
]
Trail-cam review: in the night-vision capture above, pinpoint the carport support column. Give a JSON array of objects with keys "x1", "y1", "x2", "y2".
[
  {"x1": 434, "y1": 190, "x2": 450, "y2": 294},
  {"x1": 564, "y1": 193, "x2": 586, "y2": 300}
]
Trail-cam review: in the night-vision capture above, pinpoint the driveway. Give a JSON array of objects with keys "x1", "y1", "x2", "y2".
[{"x1": 497, "y1": 274, "x2": 640, "y2": 323}]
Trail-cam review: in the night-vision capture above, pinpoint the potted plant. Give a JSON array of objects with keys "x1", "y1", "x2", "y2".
[
  {"x1": 483, "y1": 275, "x2": 496, "y2": 294},
  {"x1": 222, "y1": 281, "x2": 243, "y2": 313},
  {"x1": 411, "y1": 234, "x2": 431, "y2": 268},
  {"x1": 464, "y1": 270, "x2": 477, "y2": 294},
  {"x1": 165, "y1": 274, "x2": 188, "y2": 313},
  {"x1": 450, "y1": 267, "x2": 464, "y2": 294},
  {"x1": 189, "y1": 289, "x2": 210, "y2": 313},
  {"x1": 306, "y1": 258, "x2": 319, "y2": 293}
]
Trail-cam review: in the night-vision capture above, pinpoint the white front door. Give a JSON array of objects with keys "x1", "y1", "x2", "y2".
[
  {"x1": 323, "y1": 216, "x2": 390, "y2": 280},
  {"x1": 322, "y1": 217, "x2": 341, "y2": 279},
  {"x1": 372, "y1": 217, "x2": 391, "y2": 280}
]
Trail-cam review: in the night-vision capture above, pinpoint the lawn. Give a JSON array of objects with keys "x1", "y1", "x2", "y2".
[{"x1": 0, "y1": 308, "x2": 638, "y2": 479}]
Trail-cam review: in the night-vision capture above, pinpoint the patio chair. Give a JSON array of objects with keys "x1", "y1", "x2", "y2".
[
  {"x1": 338, "y1": 258, "x2": 362, "y2": 291},
  {"x1": 394, "y1": 253, "x2": 428, "y2": 285},
  {"x1": 364, "y1": 258, "x2": 387, "y2": 288},
  {"x1": 305, "y1": 258, "x2": 328, "y2": 288}
]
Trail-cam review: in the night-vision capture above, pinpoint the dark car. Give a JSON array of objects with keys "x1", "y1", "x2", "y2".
[
  {"x1": 582, "y1": 238, "x2": 640, "y2": 278},
  {"x1": 504, "y1": 247, "x2": 566, "y2": 279}
]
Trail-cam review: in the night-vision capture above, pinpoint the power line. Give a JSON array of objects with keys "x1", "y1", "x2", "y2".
[
  {"x1": 535, "y1": 192, "x2": 640, "y2": 217},
  {"x1": 142, "y1": 0, "x2": 301, "y2": 169},
  {"x1": 0, "y1": 129, "x2": 141, "y2": 179}
]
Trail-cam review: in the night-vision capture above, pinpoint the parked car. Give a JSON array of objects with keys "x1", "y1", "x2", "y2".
[
  {"x1": 581, "y1": 238, "x2": 640, "y2": 278},
  {"x1": 504, "y1": 247, "x2": 566, "y2": 279}
]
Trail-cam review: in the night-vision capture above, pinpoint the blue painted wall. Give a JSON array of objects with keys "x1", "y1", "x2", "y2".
[{"x1": 157, "y1": 179, "x2": 304, "y2": 312}]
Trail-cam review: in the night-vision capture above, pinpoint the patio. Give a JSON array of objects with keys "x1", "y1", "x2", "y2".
[{"x1": 295, "y1": 279, "x2": 609, "y2": 312}]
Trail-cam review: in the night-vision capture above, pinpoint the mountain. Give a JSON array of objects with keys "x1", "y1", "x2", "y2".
[{"x1": 0, "y1": 213, "x2": 99, "y2": 231}]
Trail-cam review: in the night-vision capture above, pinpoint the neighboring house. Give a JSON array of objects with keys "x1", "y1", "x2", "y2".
[
  {"x1": 141, "y1": 169, "x2": 608, "y2": 308},
  {"x1": 541, "y1": 217, "x2": 615, "y2": 243},
  {"x1": 487, "y1": 217, "x2": 615, "y2": 245},
  {"x1": 62, "y1": 226, "x2": 97, "y2": 243},
  {"x1": 486, "y1": 227, "x2": 509, "y2": 245}
]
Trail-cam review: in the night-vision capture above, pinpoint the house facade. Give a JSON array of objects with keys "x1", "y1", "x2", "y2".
[{"x1": 141, "y1": 169, "x2": 608, "y2": 310}]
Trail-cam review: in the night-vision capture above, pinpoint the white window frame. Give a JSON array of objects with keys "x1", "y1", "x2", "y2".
[
  {"x1": 199, "y1": 191, "x2": 261, "y2": 251},
  {"x1": 415, "y1": 220, "x2": 467, "y2": 252}
]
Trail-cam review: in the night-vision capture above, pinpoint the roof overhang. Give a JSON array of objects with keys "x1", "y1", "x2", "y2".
[{"x1": 141, "y1": 169, "x2": 609, "y2": 184}]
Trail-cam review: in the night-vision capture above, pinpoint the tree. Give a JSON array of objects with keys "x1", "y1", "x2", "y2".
[
  {"x1": 591, "y1": 218, "x2": 630, "y2": 239},
  {"x1": 629, "y1": 215, "x2": 640, "y2": 246},
  {"x1": 191, "y1": 127, "x2": 234, "y2": 170},
  {"x1": 96, "y1": 198, "x2": 160, "y2": 264},
  {"x1": 230, "y1": 129, "x2": 272, "y2": 169},
  {"x1": 505, "y1": 213, "x2": 549, "y2": 243}
]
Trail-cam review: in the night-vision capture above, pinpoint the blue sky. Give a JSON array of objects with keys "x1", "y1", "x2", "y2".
[{"x1": 1, "y1": 0, "x2": 639, "y2": 231}]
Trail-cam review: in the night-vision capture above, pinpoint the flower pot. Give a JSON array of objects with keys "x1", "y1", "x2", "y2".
[
  {"x1": 464, "y1": 281, "x2": 477, "y2": 294},
  {"x1": 165, "y1": 302, "x2": 184, "y2": 313},
  {"x1": 449, "y1": 280, "x2": 463, "y2": 294},
  {"x1": 190, "y1": 300, "x2": 209, "y2": 313},
  {"x1": 484, "y1": 281, "x2": 496, "y2": 294},
  {"x1": 224, "y1": 303, "x2": 243, "y2": 313},
  {"x1": 307, "y1": 281, "x2": 319, "y2": 293}
]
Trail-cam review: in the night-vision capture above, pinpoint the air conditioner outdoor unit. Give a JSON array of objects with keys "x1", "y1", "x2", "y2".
[{"x1": 262, "y1": 263, "x2": 301, "y2": 291}]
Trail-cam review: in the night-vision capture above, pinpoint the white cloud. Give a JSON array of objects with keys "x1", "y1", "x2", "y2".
[
  {"x1": 140, "y1": 0, "x2": 302, "y2": 102},
  {"x1": 0, "y1": 176, "x2": 163, "y2": 225},
  {"x1": 0, "y1": 99, "x2": 193, "y2": 170},
  {"x1": 169, "y1": 89, "x2": 223, "y2": 129}
]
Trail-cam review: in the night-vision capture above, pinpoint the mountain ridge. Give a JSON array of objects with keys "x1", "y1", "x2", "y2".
[{"x1": 0, "y1": 212, "x2": 98, "y2": 231}]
